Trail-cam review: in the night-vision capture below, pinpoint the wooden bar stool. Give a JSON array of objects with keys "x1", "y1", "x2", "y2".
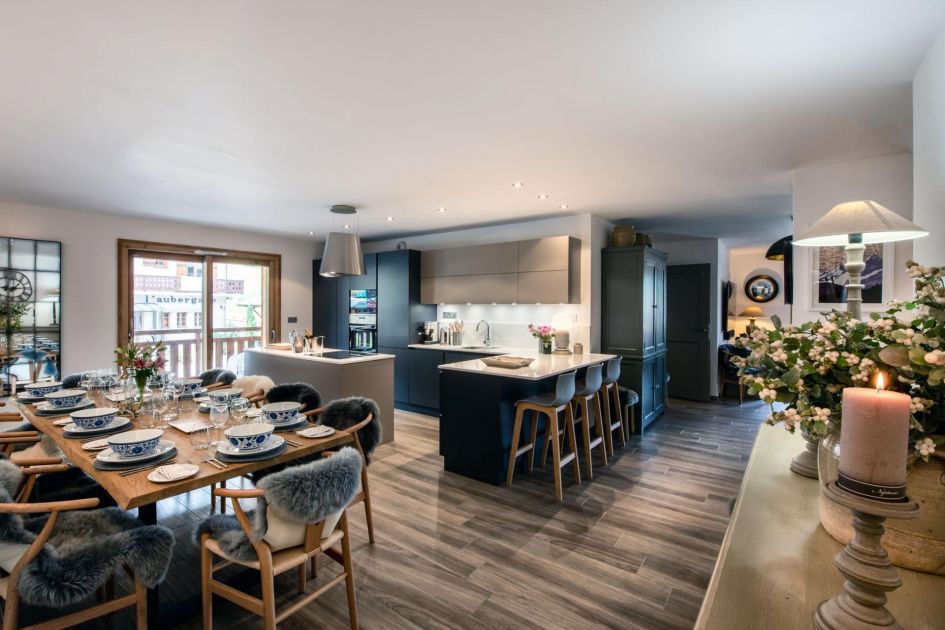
[
  {"x1": 506, "y1": 371, "x2": 581, "y2": 501},
  {"x1": 600, "y1": 357, "x2": 627, "y2": 456},
  {"x1": 619, "y1": 387, "x2": 640, "y2": 435},
  {"x1": 558, "y1": 363, "x2": 607, "y2": 479}
]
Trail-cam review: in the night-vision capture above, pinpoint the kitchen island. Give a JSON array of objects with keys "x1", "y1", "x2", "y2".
[
  {"x1": 244, "y1": 347, "x2": 395, "y2": 444},
  {"x1": 438, "y1": 351, "x2": 617, "y2": 484}
]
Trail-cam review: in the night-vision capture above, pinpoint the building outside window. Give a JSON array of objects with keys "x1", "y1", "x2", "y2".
[{"x1": 177, "y1": 312, "x2": 187, "y2": 328}]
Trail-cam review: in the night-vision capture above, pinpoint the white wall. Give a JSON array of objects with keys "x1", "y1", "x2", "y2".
[
  {"x1": 355, "y1": 213, "x2": 615, "y2": 351},
  {"x1": 792, "y1": 153, "x2": 914, "y2": 325},
  {"x1": 0, "y1": 201, "x2": 315, "y2": 374},
  {"x1": 651, "y1": 236, "x2": 726, "y2": 397},
  {"x1": 914, "y1": 25, "x2": 945, "y2": 266},
  {"x1": 728, "y1": 246, "x2": 791, "y2": 334}
]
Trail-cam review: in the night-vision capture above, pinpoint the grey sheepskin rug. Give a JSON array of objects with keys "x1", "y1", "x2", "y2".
[
  {"x1": 199, "y1": 368, "x2": 236, "y2": 387},
  {"x1": 195, "y1": 447, "x2": 361, "y2": 561},
  {"x1": 266, "y1": 382, "x2": 322, "y2": 412},
  {"x1": 0, "y1": 461, "x2": 174, "y2": 607},
  {"x1": 320, "y1": 397, "x2": 382, "y2": 463},
  {"x1": 60, "y1": 373, "x2": 82, "y2": 389}
]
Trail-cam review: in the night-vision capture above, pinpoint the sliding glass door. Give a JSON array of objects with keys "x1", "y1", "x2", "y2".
[{"x1": 119, "y1": 240, "x2": 281, "y2": 377}]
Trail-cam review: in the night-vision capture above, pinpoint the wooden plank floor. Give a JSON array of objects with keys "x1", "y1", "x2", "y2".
[{"x1": 23, "y1": 398, "x2": 768, "y2": 629}]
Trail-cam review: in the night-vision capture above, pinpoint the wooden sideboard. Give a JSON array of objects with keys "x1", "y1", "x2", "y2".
[{"x1": 696, "y1": 427, "x2": 945, "y2": 629}]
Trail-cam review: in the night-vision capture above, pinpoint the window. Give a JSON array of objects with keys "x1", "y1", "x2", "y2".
[{"x1": 118, "y1": 240, "x2": 281, "y2": 375}]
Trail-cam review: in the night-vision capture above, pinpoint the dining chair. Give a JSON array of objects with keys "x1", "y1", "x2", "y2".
[
  {"x1": 199, "y1": 450, "x2": 361, "y2": 630},
  {"x1": 317, "y1": 412, "x2": 377, "y2": 543}
]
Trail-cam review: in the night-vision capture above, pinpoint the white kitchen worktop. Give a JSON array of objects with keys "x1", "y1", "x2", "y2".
[
  {"x1": 407, "y1": 343, "x2": 532, "y2": 355},
  {"x1": 438, "y1": 351, "x2": 617, "y2": 380},
  {"x1": 246, "y1": 347, "x2": 394, "y2": 365}
]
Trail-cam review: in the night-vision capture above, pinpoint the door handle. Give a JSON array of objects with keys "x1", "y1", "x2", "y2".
[{"x1": 270, "y1": 329, "x2": 276, "y2": 342}]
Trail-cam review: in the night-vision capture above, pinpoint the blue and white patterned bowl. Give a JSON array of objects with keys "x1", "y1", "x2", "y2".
[
  {"x1": 225, "y1": 423, "x2": 274, "y2": 451},
  {"x1": 176, "y1": 378, "x2": 203, "y2": 395},
  {"x1": 107, "y1": 429, "x2": 164, "y2": 458},
  {"x1": 70, "y1": 407, "x2": 119, "y2": 430},
  {"x1": 209, "y1": 387, "x2": 243, "y2": 404},
  {"x1": 45, "y1": 389, "x2": 86, "y2": 409},
  {"x1": 261, "y1": 401, "x2": 302, "y2": 424},
  {"x1": 25, "y1": 381, "x2": 62, "y2": 397}
]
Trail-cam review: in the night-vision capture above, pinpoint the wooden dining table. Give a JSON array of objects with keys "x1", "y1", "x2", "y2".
[{"x1": 13, "y1": 396, "x2": 353, "y2": 625}]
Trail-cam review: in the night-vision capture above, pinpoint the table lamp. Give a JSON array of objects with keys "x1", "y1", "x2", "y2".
[
  {"x1": 793, "y1": 201, "x2": 927, "y2": 320},
  {"x1": 550, "y1": 313, "x2": 573, "y2": 355},
  {"x1": 739, "y1": 306, "x2": 764, "y2": 327}
]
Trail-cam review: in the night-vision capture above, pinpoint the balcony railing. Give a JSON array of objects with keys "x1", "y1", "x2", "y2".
[{"x1": 133, "y1": 326, "x2": 260, "y2": 377}]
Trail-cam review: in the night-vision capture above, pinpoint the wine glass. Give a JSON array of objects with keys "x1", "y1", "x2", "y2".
[
  {"x1": 162, "y1": 385, "x2": 180, "y2": 420},
  {"x1": 151, "y1": 392, "x2": 170, "y2": 428},
  {"x1": 80, "y1": 371, "x2": 94, "y2": 395},
  {"x1": 208, "y1": 403, "x2": 229, "y2": 446},
  {"x1": 229, "y1": 398, "x2": 249, "y2": 424}
]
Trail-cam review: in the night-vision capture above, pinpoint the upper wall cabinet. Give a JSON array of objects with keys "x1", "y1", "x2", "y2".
[{"x1": 419, "y1": 236, "x2": 580, "y2": 304}]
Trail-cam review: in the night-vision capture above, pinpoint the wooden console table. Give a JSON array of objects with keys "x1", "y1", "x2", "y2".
[{"x1": 695, "y1": 427, "x2": 945, "y2": 629}]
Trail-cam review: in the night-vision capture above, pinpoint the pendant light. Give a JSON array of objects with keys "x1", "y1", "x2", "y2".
[{"x1": 319, "y1": 205, "x2": 366, "y2": 278}]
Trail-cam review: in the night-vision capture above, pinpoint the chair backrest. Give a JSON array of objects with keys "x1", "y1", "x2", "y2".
[
  {"x1": 552, "y1": 371, "x2": 577, "y2": 405},
  {"x1": 266, "y1": 382, "x2": 322, "y2": 412},
  {"x1": 604, "y1": 357, "x2": 621, "y2": 384},
  {"x1": 580, "y1": 364, "x2": 604, "y2": 395}
]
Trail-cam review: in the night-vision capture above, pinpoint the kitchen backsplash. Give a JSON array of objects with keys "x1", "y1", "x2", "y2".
[{"x1": 435, "y1": 304, "x2": 586, "y2": 349}]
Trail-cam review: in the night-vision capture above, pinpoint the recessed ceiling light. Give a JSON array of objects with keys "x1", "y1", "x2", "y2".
[
  {"x1": 512, "y1": 182, "x2": 524, "y2": 189},
  {"x1": 511, "y1": 302, "x2": 517, "y2": 306},
  {"x1": 466, "y1": 302, "x2": 472, "y2": 306},
  {"x1": 342, "y1": 224, "x2": 351, "y2": 229},
  {"x1": 537, "y1": 194, "x2": 549, "y2": 200},
  {"x1": 308, "y1": 231, "x2": 314, "y2": 236},
  {"x1": 559, "y1": 204, "x2": 569, "y2": 210},
  {"x1": 437, "y1": 207, "x2": 447, "y2": 213},
  {"x1": 385, "y1": 216, "x2": 394, "y2": 222},
  {"x1": 491, "y1": 302, "x2": 497, "y2": 306}
]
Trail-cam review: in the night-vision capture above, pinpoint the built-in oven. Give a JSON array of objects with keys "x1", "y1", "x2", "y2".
[{"x1": 348, "y1": 289, "x2": 378, "y2": 353}]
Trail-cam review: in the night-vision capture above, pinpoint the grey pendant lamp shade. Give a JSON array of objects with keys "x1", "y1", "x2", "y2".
[
  {"x1": 319, "y1": 205, "x2": 366, "y2": 278},
  {"x1": 793, "y1": 200, "x2": 928, "y2": 246}
]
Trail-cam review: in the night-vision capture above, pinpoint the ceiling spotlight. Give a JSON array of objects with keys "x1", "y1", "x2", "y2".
[
  {"x1": 559, "y1": 204, "x2": 569, "y2": 210},
  {"x1": 512, "y1": 181, "x2": 524, "y2": 189},
  {"x1": 308, "y1": 231, "x2": 314, "y2": 236},
  {"x1": 537, "y1": 194, "x2": 549, "y2": 200},
  {"x1": 342, "y1": 224, "x2": 351, "y2": 229},
  {"x1": 385, "y1": 216, "x2": 394, "y2": 222},
  {"x1": 437, "y1": 207, "x2": 447, "y2": 213}
]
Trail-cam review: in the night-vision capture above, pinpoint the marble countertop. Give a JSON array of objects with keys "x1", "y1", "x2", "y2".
[
  {"x1": 246, "y1": 346, "x2": 394, "y2": 365},
  {"x1": 438, "y1": 351, "x2": 617, "y2": 381},
  {"x1": 407, "y1": 343, "x2": 532, "y2": 355}
]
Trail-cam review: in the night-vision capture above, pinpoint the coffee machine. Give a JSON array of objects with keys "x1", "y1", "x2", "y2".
[{"x1": 419, "y1": 321, "x2": 438, "y2": 344}]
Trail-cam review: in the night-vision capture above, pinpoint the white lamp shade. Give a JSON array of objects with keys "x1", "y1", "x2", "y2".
[
  {"x1": 319, "y1": 232, "x2": 365, "y2": 277},
  {"x1": 793, "y1": 200, "x2": 928, "y2": 247},
  {"x1": 551, "y1": 313, "x2": 573, "y2": 331}
]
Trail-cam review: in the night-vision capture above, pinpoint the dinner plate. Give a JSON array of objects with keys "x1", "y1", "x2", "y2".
[
  {"x1": 35, "y1": 399, "x2": 96, "y2": 415},
  {"x1": 93, "y1": 446, "x2": 176, "y2": 471},
  {"x1": 214, "y1": 441, "x2": 288, "y2": 463},
  {"x1": 16, "y1": 394, "x2": 45, "y2": 403},
  {"x1": 147, "y1": 463, "x2": 199, "y2": 484},
  {"x1": 62, "y1": 416, "x2": 131, "y2": 436},
  {"x1": 216, "y1": 434, "x2": 285, "y2": 457},
  {"x1": 96, "y1": 439, "x2": 176, "y2": 464}
]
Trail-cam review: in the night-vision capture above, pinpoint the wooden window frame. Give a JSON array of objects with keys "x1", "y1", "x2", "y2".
[{"x1": 117, "y1": 239, "x2": 282, "y2": 370}]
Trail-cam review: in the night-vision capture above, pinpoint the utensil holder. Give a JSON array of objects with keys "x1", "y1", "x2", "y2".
[{"x1": 450, "y1": 331, "x2": 463, "y2": 346}]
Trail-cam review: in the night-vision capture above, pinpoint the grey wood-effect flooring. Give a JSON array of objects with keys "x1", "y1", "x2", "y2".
[{"x1": 31, "y1": 399, "x2": 768, "y2": 629}]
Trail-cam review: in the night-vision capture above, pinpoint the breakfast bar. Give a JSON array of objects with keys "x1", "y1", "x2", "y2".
[{"x1": 438, "y1": 352, "x2": 617, "y2": 484}]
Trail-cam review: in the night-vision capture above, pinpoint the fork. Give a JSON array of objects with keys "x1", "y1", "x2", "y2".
[
  {"x1": 205, "y1": 457, "x2": 229, "y2": 469},
  {"x1": 284, "y1": 438, "x2": 302, "y2": 448},
  {"x1": 118, "y1": 459, "x2": 176, "y2": 477}
]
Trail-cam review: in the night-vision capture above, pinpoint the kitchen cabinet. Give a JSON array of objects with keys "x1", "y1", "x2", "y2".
[
  {"x1": 378, "y1": 346, "x2": 409, "y2": 404},
  {"x1": 408, "y1": 349, "x2": 443, "y2": 411},
  {"x1": 517, "y1": 270, "x2": 569, "y2": 304},
  {"x1": 517, "y1": 235, "x2": 577, "y2": 272},
  {"x1": 421, "y1": 242, "x2": 518, "y2": 277},
  {"x1": 602, "y1": 245, "x2": 668, "y2": 431},
  {"x1": 377, "y1": 250, "x2": 433, "y2": 348},
  {"x1": 347, "y1": 253, "x2": 377, "y2": 290},
  {"x1": 421, "y1": 273, "x2": 518, "y2": 304},
  {"x1": 313, "y1": 260, "x2": 346, "y2": 349}
]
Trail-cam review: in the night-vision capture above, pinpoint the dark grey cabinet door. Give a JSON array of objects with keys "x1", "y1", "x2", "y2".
[
  {"x1": 313, "y1": 260, "x2": 339, "y2": 347},
  {"x1": 654, "y1": 262, "x2": 667, "y2": 352},
  {"x1": 408, "y1": 349, "x2": 443, "y2": 410},
  {"x1": 378, "y1": 251, "x2": 409, "y2": 348},
  {"x1": 642, "y1": 259, "x2": 656, "y2": 355},
  {"x1": 347, "y1": 253, "x2": 377, "y2": 290},
  {"x1": 601, "y1": 250, "x2": 643, "y2": 355}
]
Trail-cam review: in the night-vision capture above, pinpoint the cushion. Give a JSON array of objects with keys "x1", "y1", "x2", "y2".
[
  {"x1": 262, "y1": 504, "x2": 344, "y2": 552},
  {"x1": 0, "y1": 542, "x2": 29, "y2": 573}
]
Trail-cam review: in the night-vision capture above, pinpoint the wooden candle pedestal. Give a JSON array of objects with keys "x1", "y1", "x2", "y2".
[
  {"x1": 790, "y1": 430, "x2": 819, "y2": 479},
  {"x1": 815, "y1": 481, "x2": 920, "y2": 630}
]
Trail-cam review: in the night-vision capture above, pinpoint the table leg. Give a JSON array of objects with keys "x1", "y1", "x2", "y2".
[{"x1": 137, "y1": 503, "x2": 160, "y2": 628}]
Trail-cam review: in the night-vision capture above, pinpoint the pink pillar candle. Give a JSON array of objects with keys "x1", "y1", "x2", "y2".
[{"x1": 838, "y1": 386, "x2": 911, "y2": 501}]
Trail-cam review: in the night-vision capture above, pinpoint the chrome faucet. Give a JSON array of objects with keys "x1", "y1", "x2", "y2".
[{"x1": 477, "y1": 319, "x2": 491, "y2": 347}]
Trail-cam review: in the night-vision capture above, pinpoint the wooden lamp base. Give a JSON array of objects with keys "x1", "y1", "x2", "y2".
[{"x1": 815, "y1": 481, "x2": 919, "y2": 629}]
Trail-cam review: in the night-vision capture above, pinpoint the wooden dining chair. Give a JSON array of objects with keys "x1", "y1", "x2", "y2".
[
  {"x1": 201, "y1": 487, "x2": 359, "y2": 630},
  {"x1": 0, "y1": 432, "x2": 42, "y2": 458},
  {"x1": 312, "y1": 411, "x2": 375, "y2": 544}
]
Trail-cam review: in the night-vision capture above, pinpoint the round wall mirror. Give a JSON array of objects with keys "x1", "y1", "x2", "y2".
[{"x1": 745, "y1": 274, "x2": 779, "y2": 303}]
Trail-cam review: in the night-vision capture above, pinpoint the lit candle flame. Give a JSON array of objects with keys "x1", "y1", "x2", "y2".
[{"x1": 876, "y1": 372, "x2": 886, "y2": 391}]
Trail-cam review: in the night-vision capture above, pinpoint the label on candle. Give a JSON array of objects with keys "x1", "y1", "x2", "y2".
[{"x1": 837, "y1": 472, "x2": 906, "y2": 502}]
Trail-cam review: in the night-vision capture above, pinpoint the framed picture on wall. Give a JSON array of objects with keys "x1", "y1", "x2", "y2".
[{"x1": 810, "y1": 242, "x2": 893, "y2": 312}]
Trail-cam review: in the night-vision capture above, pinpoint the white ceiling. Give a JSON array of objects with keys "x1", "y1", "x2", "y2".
[{"x1": 0, "y1": 1, "x2": 942, "y2": 242}]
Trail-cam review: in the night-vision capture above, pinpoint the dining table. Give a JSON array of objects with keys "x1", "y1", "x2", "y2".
[{"x1": 12, "y1": 394, "x2": 354, "y2": 626}]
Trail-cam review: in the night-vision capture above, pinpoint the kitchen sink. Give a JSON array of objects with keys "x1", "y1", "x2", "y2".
[{"x1": 460, "y1": 345, "x2": 489, "y2": 349}]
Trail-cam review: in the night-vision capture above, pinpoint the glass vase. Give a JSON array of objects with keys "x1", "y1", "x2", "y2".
[{"x1": 539, "y1": 339, "x2": 553, "y2": 354}]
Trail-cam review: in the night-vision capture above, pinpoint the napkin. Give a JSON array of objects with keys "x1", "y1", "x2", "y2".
[
  {"x1": 155, "y1": 464, "x2": 196, "y2": 481},
  {"x1": 297, "y1": 425, "x2": 335, "y2": 439}
]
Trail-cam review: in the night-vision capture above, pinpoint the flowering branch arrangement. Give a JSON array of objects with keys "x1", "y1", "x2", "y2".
[
  {"x1": 114, "y1": 340, "x2": 166, "y2": 390},
  {"x1": 735, "y1": 261, "x2": 945, "y2": 461},
  {"x1": 528, "y1": 323, "x2": 554, "y2": 342}
]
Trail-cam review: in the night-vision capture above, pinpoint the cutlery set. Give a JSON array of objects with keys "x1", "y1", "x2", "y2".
[{"x1": 118, "y1": 459, "x2": 177, "y2": 477}]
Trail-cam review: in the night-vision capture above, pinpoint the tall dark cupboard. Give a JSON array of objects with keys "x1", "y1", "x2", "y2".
[{"x1": 601, "y1": 245, "x2": 667, "y2": 431}]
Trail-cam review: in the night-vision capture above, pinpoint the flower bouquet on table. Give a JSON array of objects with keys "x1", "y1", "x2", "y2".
[
  {"x1": 528, "y1": 323, "x2": 554, "y2": 354},
  {"x1": 114, "y1": 340, "x2": 166, "y2": 411},
  {"x1": 734, "y1": 260, "x2": 944, "y2": 461}
]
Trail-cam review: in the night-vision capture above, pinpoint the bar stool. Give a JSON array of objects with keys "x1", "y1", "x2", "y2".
[
  {"x1": 600, "y1": 357, "x2": 627, "y2": 456},
  {"x1": 620, "y1": 387, "x2": 640, "y2": 435},
  {"x1": 571, "y1": 363, "x2": 608, "y2": 479},
  {"x1": 507, "y1": 371, "x2": 581, "y2": 501}
]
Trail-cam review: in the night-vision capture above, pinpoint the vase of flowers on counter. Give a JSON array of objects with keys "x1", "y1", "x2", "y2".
[
  {"x1": 734, "y1": 260, "x2": 945, "y2": 575},
  {"x1": 529, "y1": 324, "x2": 554, "y2": 354},
  {"x1": 114, "y1": 340, "x2": 166, "y2": 415}
]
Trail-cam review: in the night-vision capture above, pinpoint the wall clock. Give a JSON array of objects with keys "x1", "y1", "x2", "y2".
[
  {"x1": 745, "y1": 274, "x2": 779, "y2": 304},
  {"x1": 0, "y1": 270, "x2": 32, "y2": 302}
]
